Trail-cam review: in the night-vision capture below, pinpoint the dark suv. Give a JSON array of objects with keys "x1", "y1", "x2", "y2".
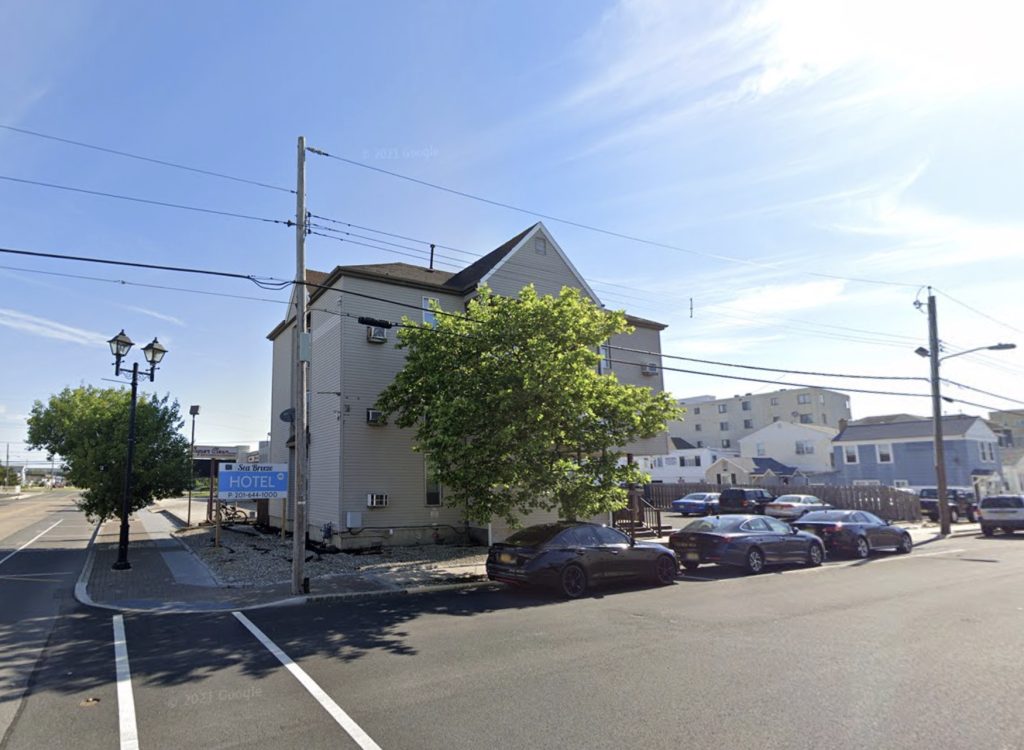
[
  {"x1": 717, "y1": 487, "x2": 776, "y2": 515},
  {"x1": 918, "y1": 487, "x2": 977, "y2": 523}
]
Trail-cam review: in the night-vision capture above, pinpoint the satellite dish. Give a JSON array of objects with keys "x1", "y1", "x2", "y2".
[{"x1": 279, "y1": 407, "x2": 295, "y2": 423}]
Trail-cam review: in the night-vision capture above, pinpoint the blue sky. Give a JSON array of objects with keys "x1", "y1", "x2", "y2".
[{"x1": 2, "y1": 0, "x2": 1023, "y2": 466}]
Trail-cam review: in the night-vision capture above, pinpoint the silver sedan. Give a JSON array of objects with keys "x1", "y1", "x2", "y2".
[{"x1": 764, "y1": 494, "x2": 833, "y2": 520}]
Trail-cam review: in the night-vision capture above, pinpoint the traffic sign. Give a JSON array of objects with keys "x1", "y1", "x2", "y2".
[{"x1": 217, "y1": 463, "x2": 289, "y2": 500}]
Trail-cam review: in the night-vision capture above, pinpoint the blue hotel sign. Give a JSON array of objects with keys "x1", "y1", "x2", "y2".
[{"x1": 217, "y1": 463, "x2": 289, "y2": 500}]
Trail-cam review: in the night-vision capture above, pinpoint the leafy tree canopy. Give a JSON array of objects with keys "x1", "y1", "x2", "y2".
[
  {"x1": 27, "y1": 386, "x2": 191, "y2": 521},
  {"x1": 0, "y1": 466, "x2": 18, "y2": 486},
  {"x1": 376, "y1": 284, "x2": 680, "y2": 525}
]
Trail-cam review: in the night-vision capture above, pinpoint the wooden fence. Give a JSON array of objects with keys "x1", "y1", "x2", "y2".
[{"x1": 644, "y1": 483, "x2": 921, "y2": 522}]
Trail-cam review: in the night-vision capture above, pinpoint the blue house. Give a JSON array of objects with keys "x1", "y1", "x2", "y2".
[{"x1": 832, "y1": 415, "x2": 1002, "y2": 492}]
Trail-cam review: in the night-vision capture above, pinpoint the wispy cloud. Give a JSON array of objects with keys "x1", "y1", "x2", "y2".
[
  {"x1": 122, "y1": 305, "x2": 185, "y2": 326},
  {"x1": 0, "y1": 308, "x2": 108, "y2": 347}
]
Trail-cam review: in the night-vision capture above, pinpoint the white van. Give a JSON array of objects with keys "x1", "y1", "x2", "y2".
[{"x1": 977, "y1": 495, "x2": 1024, "y2": 537}]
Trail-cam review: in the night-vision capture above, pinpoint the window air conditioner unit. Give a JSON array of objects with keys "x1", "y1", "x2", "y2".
[
  {"x1": 641, "y1": 362, "x2": 659, "y2": 376},
  {"x1": 366, "y1": 326, "x2": 388, "y2": 344},
  {"x1": 366, "y1": 493, "x2": 389, "y2": 508},
  {"x1": 366, "y1": 409, "x2": 384, "y2": 425}
]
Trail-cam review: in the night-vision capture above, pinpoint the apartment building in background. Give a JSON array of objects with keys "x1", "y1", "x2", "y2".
[
  {"x1": 669, "y1": 387, "x2": 852, "y2": 451},
  {"x1": 988, "y1": 410, "x2": 1024, "y2": 446}
]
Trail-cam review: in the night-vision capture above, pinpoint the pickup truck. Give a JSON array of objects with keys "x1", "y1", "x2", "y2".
[{"x1": 918, "y1": 487, "x2": 977, "y2": 523}]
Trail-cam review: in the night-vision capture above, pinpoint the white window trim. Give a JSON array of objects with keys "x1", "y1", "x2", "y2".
[
  {"x1": 422, "y1": 296, "x2": 439, "y2": 326},
  {"x1": 876, "y1": 443, "x2": 893, "y2": 464},
  {"x1": 844, "y1": 446, "x2": 859, "y2": 464}
]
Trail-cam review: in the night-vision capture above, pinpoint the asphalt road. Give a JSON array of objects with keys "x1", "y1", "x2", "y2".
[{"x1": 3, "y1": 508, "x2": 1023, "y2": 750}]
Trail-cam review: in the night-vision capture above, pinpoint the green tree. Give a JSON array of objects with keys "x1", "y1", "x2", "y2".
[
  {"x1": 27, "y1": 386, "x2": 191, "y2": 521},
  {"x1": 376, "y1": 284, "x2": 680, "y2": 525},
  {"x1": 0, "y1": 466, "x2": 18, "y2": 486}
]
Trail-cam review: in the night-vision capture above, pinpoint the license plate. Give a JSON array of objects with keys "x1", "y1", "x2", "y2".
[
  {"x1": 685, "y1": 552, "x2": 699, "y2": 561},
  {"x1": 499, "y1": 552, "x2": 515, "y2": 564}
]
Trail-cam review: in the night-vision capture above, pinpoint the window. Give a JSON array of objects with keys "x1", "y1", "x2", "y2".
[
  {"x1": 730, "y1": 472, "x2": 737, "y2": 484},
  {"x1": 558, "y1": 526, "x2": 600, "y2": 546},
  {"x1": 980, "y1": 442, "x2": 996, "y2": 462},
  {"x1": 654, "y1": 457, "x2": 663, "y2": 468},
  {"x1": 764, "y1": 517, "x2": 790, "y2": 534},
  {"x1": 770, "y1": 397, "x2": 780, "y2": 406},
  {"x1": 799, "y1": 413, "x2": 813, "y2": 424},
  {"x1": 696, "y1": 440, "x2": 704, "y2": 448},
  {"x1": 822, "y1": 414, "x2": 828, "y2": 425},
  {"x1": 756, "y1": 442, "x2": 766, "y2": 457},
  {"x1": 721, "y1": 439, "x2": 731, "y2": 449},
  {"x1": 742, "y1": 401, "x2": 751, "y2": 411},
  {"x1": 741, "y1": 518, "x2": 770, "y2": 532},
  {"x1": 425, "y1": 468, "x2": 442, "y2": 506},
  {"x1": 772, "y1": 416, "x2": 780, "y2": 423},
  {"x1": 595, "y1": 526, "x2": 630, "y2": 545},
  {"x1": 695, "y1": 423, "x2": 702, "y2": 432},
  {"x1": 422, "y1": 297, "x2": 439, "y2": 326},
  {"x1": 597, "y1": 343, "x2": 612, "y2": 375},
  {"x1": 694, "y1": 456, "x2": 701, "y2": 467},
  {"x1": 798, "y1": 393, "x2": 812, "y2": 404},
  {"x1": 693, "y1": 407, "x2": 701, "y2": 415},
  {"x1": 844, "y1": 446, "x2": 859, "y2": 464},
  {"x1": 719, "y1": 421, "x2": 730, "y2": 431},
  {"x1": 893, "y1": 479, "x2": 909, "y2": 488},
  {"x1": 665, "y1": 456, "x2": 678, "y2": 466},
  {"x1": 743, "y1": 419, "x2": 754, "y2": 429},
  {"x1": 718, "y1": 403, "x2": 728, "y2": 413},
  {"x1": 533, "y1": 237, "x2": 548, "y2": 255},
  {"x1": 876, "y1": 444, "x2": 893, "y2": 463},
  {"x1": 795, "y1": 440, "x2": 814, "y2": 455}
]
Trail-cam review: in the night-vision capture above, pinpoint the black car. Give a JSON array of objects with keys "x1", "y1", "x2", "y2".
[
  {"x1": 716, "y1": 487, "x2": 776, "y2": 515},
  {"x1": 793, "y1": 510, "x2": 913, "y2": 558},
  {"x1": 486, "y1": 522, "x2": 678, "y2": 598},
  {"x1": 918, "y1": 487, "x2": 977, "y2": 523},
  {"x1": 668, "y1": 515, "x2": 824, "y2": 574}
]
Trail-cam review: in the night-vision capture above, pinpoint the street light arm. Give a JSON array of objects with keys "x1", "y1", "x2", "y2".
[{"x1": 939, "y1": 342, "x2": 1016, "y2": 362}]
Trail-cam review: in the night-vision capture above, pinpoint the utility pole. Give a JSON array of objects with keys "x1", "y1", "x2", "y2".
[
  {"x1": 926, "y1": 290, "x2": 951, "y2": 536},
  {"x1": 3, "y1": 443, "x2": 8, "y2": 490},
  {"x1": 292, "y1": 136, "x2": 309, "y2": 595}
]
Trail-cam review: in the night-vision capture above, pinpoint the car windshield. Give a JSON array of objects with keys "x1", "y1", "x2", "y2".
[
  {"x1": 800, "y1": 511, "x2": 854, "y2": 522},
  {"x1": 682, "y1": 494, "x2": 707, "y2": 500},
  {"x1": 684, "y1": 517, "x2": 744, "y2": 532},
  {"x1": 981, "y1": 496, "x2": 1024, "y2": 509},
  {"x1": 504, "y1": 525, "x2": 566, "y2": 546},
  {"x1": 918, "y1": 488, "x2": 938, "y2": 498}
]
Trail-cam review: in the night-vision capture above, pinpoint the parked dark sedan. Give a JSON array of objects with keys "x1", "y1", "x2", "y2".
[
  {"x1": 486, "y1": 522, "x2": 678, "y2": 598},
  {"x1": 668, "y1": 515, "x2": 824, "y2": 574},
  {"x1": 793, "y1": 510, "x2": 912, "y2": 558}
]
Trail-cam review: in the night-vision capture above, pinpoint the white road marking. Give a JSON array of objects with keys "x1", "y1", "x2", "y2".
[
  {"x1": 112, "y1": 615, "x2": 139, "y2": 750},
  {"x1": 233, "y1": 611, "x2": 383, "y2": 750},
  {"x1": 0, "y1": 519, "x2": 63, "y2": 568}
]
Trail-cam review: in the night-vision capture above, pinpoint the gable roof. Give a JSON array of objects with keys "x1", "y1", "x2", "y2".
[
  {"x1": 671, "y1": 437, "x2": 697, "y2": 450},
  {"x1": 740, "y1": 421, "x2": 838, "y2": 442},
  {"x1": 751, "y1": 457, "x2": 801, "y2": 477},
  {"x1": 835, "y1": 415, "x2": 983, "y2": 442},
  {"x1": 441, "y1": 224, "x2": 538, "y2": 293}
]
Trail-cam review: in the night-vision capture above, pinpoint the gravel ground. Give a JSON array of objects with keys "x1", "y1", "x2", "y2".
[{"x1": 176, "y1": 525, "x2": 489, "y2": 587}]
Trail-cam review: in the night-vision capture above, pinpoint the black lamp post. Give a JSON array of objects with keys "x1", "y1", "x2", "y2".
[
  {"x1": 108, "y1": 330, "x2": 168, "y2": 571},
  {"x1": 187, "y1": 405, "x2": 200, "y2": 527}
]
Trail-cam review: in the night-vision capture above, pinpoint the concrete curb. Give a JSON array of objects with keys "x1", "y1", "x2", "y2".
[{"x1": 73, "y1": 519, "x2": 104, "y2": 610}]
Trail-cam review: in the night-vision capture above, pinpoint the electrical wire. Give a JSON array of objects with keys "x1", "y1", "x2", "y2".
[
  {"x1": 606, "y1": 344, "x2": 929, "y2": 381},
  {"x1": 940, "y1": 378, "x2": 1024, "y2": 406},
  {"x1": 935, "y1": 288, "x2": 1024, "y2": 336},
  {"x1": 0, "y1": 175, "x2": 294, "y2": 226},
  {"x1": 0, "y1": 124, "x2": 295, "y2": 194},
  {"x1": 307, "y1": 148, "x2": 924, "y2": 290}
]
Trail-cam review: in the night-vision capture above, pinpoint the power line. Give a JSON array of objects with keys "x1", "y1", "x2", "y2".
[
  {"x1": 607, "y1": 344, "x2": 929, "y2": 382},
  {"x1": 940, "y1": 378, "x2": 1024, "y2": 407},
  {"x1": 0, "y1": 124, "x2": 295, "y2": 194},
  {"x1": 0, "y1": 175, "x2": 294, "y2": 226},
  {"x1": 935, "y1": 288, "x2": 1024, "y2": 336},
  {"x1": 307, "y1": 147, "x2": 924, "y2": 290}
]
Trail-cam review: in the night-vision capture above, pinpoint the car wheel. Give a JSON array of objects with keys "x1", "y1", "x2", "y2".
[
  {"x1": 745, "y1": 547, "x2": 765, "y2": 575},
  {"x1": 982, "y1": 525, "x2": 995, "y2": 537},
  {"x1": 559, "y1": 564, "x2": 588, "y2": 599},
  {"x1": 805, "y1": 543, "x2": 824, "y2": 567},
  {"x1": 966, "y1": 508, "x2": 977, "y2": 523},
  {"x1": 854, "y1": 536, "x2": 870, "y2": 559},
  {"x1": 653, "y1": 555, "x2": 677, "y2": 584},
  {"x1": 682, "y1": 561, "x2": 700, "y2": 573},
  {"x1": 949, "y1": 508, "x2": 960, "y2": 524},
  {"x1": 897, "y1": 534, "x2": 912, "y2": 554}
]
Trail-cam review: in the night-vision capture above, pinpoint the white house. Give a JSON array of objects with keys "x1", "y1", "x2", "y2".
[
  {"x1": 704, "y1": 456, "x2": 807, "y2": 487},
  {"x1": 267, "y1": 222, "x2": 672, "y2": 548},
  {"x1": 641, "y1": 438, "x2": 737, "y2": 483},
  {"x1": 738, "y1": 421, "x2": 838, "y2": 474}
]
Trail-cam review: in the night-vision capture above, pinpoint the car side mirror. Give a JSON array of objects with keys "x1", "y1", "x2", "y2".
[{"x1": 791, "y1": 526, "x2": 799, "y2": 534}]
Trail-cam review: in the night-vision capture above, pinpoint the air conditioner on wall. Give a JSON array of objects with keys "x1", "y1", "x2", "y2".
[
  {"x1": 641, "y1": 362, "x2": 659, "y2": 375},
  {"x1": 366, "y1": 326, "x2": 387, "y2": 344},
  {"x1": 366, "y1": 409, "x2": 383, "y2": 425},
  {"x1": 366, "y1": 493, "x2": 389, "y2": 508}
]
